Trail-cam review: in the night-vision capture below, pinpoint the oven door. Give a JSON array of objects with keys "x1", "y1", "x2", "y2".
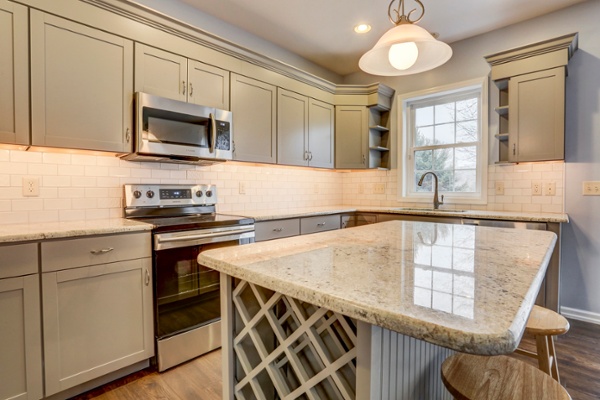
[{"x1": 152, "y1": 225, "x2": 254, "y2": 371}]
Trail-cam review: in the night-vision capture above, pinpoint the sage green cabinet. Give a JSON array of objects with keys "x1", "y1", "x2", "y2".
[
  {"x1": 30, "y1": 10, "x2": 134, "y2": 152},
  {"x1": 0, "y1": 0, "x2": 29, "y2": 146},
  {"x1": 134, "y1": 43, "x2": 230, "y2": 110},
  {"x1": 231, "y1": 74, "x2": 277, "y2": 163},
  {"x1": 507, "y1": 67, "x2": 565, "y2": 162},
  {"x1": 0, "y1": 243, "x2": 43, "y2": 400},
  {"x1": 277, "y1": 88, "x2": 334, "y2": 168},
  {"x1": 335, "y1": 106, "x2": 368, "y2": 169}
]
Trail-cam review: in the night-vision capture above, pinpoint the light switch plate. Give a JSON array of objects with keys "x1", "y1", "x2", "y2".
[
  {"x1": 583, "y1": 181, "x2": 600, "y2": 195},
  {"x1": 374, "y1": 183, "x2": 386, "y2": 194}
]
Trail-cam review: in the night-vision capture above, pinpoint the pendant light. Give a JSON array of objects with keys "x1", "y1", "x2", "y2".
[{"x1": 359, "y1": 0, "x2": 452, "y2": 76}]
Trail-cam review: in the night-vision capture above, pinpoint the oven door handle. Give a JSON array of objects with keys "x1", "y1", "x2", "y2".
[{"x1": 154, "y1": 226, "x2": 255, "y2": 249}]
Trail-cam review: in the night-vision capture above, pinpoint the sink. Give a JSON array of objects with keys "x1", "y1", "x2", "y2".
[{"x1": 395, "y1": 208, "x2": 466, "y2": 212}]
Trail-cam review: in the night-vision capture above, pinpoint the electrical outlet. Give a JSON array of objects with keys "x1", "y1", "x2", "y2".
[
  {"x1": 532, "y1": 181, "x2": 542, "y2": 196},
  {"x1": 23, "y1": 177, "x2": 40, "y2": 197},
  {"x1": 582, "y1": 181, "x2": 600, "y2": 195},
  {"x1": 544, "y1": 182, "x2": 556, "y2": 196},
  {"x1": 358, "y1": 183, "x2": 365, "y2": 194},
  {"x1": 374, "y1": 183, "x2": 386, "y2": 194},
  {"x1": 495, "y1": 181, "x2": 505, "y2": 195},
  {"x1": 239, "y1": 181, "x2": 246, "y2": 194}
]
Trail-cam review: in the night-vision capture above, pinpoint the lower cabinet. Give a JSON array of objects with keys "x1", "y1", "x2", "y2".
[
  {"x1": 40, "y1": 233, "x2": 153, "y2": 397},
  {"x1": 0, "y1": 244, "x2": 43, "y2": 400}
]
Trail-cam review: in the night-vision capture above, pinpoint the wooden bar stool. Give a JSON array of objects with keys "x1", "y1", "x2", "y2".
[
  {"x1": 515, "y1": 305, "x2": 570, "y2": 382},
  {"x1": 441, "y1": 353, "x2": 572, "y2": 400}
]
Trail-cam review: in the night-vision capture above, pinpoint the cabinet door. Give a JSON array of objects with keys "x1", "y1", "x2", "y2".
[
  {"x1": 30, "y1": 11, "x2": 134, "y2": 152},
  {"x1": 134, "y1": 43, "x2": 187, "y2": 102},
  {"x1": 188, "y1": 60, "x2": 230, "y2": 110},
  {"x1": 0, "y1": 0, "x2": 29, "y2": 145},
  {"x1": 278, "y1": 88, "x2": 309, "y2": 167},
  {"x1": 231, "y1": 74, "x2": 277, "y2": 163},
  {"x1": 42, "y1": 258, "x2": 154, "y2": 396},
  {"x1": 508, "y1": 67, "x2": 565, "y2": 162},
  {"x1": 335, "y1": 106, "x2": 368, "y2": 169},
  {"x1": 308, "y1": 99, "x2": 334, "y2": 169},
  {"x1": 0, "y1": 274, "x2": 43, "y2": 400}
]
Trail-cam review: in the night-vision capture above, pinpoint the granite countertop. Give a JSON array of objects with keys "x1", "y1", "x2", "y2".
[
  {"x1": 237, "y1": 205, "x2": 569, "y2": 223},
  {"x1": 199, "y1": 220, "x2": 557, "y2": 355},
  {"x1": 0, "y1": 219, "x2": 152, "y2": 244}
]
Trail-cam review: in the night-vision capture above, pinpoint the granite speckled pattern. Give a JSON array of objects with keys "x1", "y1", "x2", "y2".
[
  {"x1": 237, "y1": 205, "x2": 569, "y2": 223},
  {"x1": 0, "y1": 219, "x2": 152, "y2": 244},
  {"x1": 199, "y1": 220, "x2": 557, "y2": 355}
]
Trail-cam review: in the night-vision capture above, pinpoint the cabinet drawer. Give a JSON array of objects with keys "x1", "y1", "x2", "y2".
[
  {"x1": 0, "y1": 243, "x2": 38, "y2": 279},
  {"x1": 42, "y1": 232, "x2": 151, "y2": 272},
  {"x1": 255, "y1": 219, "x2": 300, "y2": 242},
  {"x1": 300, "y1": 215, "x2": 341, "y2": 235}
]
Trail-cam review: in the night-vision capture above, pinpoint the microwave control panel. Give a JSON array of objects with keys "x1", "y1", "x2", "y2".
[{"x1": 124, "y1": 184, "x2": 217, "y2": 208}]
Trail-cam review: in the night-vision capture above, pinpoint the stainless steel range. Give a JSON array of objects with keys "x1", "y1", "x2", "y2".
[{"x1": 124, "y1": 184, "x2": 254, "y2": 371}]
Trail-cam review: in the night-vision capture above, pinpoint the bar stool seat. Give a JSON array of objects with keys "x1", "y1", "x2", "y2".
[
  {"x1": 515, "y1": 305, "x2": 570, "y2": 382},
  {"x1": 441, "y1": 353, "x2": 572, "y2": 400}
]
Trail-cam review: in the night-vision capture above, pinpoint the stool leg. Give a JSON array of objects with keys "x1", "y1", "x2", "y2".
[
  {"x1": 535, "y1": 335, "x2": 552, "y2": 377},
  {"x1": 548, "y1": 335, "x2": 561, "y2": 383}
]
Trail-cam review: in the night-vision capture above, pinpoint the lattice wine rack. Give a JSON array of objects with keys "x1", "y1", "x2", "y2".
[{"x1": 227, "y1": 278, "x2": 358, "y2": 399}]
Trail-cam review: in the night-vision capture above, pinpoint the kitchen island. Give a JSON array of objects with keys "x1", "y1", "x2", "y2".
[{"x1": 198, "y1": 220, "x2": 557, "y2": 399}]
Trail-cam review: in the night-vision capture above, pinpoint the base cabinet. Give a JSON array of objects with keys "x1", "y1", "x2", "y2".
[{"x1": 0, "y1": 244, "x2": 43, "y2": 400}]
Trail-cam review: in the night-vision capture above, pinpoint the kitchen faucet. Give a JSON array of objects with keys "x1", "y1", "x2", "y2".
[{"x1": 418, "y1": 172, "x2": 444, "y2": 209}]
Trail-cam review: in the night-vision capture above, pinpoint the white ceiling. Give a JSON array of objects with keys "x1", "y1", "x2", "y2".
[{"x1": 178, "y1": 0, "x2": 586, "y2": 76}]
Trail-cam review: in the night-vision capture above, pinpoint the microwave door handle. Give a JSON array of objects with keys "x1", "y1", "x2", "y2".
[{"x1": 209, "y1": 113, "x2": 216, "y2": 154}]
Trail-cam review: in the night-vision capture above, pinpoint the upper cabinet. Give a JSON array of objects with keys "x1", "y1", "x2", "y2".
[
  {"x1": 0, "y1": 0, "x2": 29, "y2": 146},
  {"x1": 335, "y1": 106, "x2": 368, "y2": 169},
  {"x1": 134, "y1": 44, "x2": 230, "y2": 110},
  {"x1": 30, "y1": 10, "x2": 134, "y2": 152},
  {"x1": 230, "y1": 74, "x2": 277, "y2": 164},
  {"x1": 485, "y1": 33, "x2": 578, "y2": 163},
  {"x1": 277, "y1": 88, "x2": 334, "y2": 168}
]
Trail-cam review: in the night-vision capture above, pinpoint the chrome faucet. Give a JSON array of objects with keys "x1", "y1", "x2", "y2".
[{"x1": 418, "y1": 172, "x2": 444, "y2": 209}]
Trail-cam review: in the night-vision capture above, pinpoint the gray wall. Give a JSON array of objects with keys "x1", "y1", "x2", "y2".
[{"x1": 344, "y1": 0, "x2": 600, "y2": 317}]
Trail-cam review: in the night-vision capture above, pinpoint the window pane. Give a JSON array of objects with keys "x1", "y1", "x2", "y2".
[
  {"x1": 433, "y1": 148, "x2": 453, "y2": 170},
  {"x1": 415, "y1": 126, "x2": 434, "y2": 146},
  {"x1": 434, "y1": 123, "x2": 455, "y2": 144},
  {"x1": 454, "y1": 170, "x2": 476, "y2": 192},
  {"x1": 456, "y1": 121, "x2": 478, "y2": 143},
  {"x1": 438, "y1": 172, "x2": 453, "y2": 192},
  {"x1": 415, "y1": 150, "x2": 432, "y2": 171},
  {"x1": 456, "y1": 98, "x2": 478, "y2": 121},
  {"x1": 415, "y1": 106, "x2": 434, "y2": 127},
  {"x1": 435, "y1": 103, "x2": 454, "y2": 124},
  {"x1": 455, "y1": 146, "x2": 477, "y2": 169}
]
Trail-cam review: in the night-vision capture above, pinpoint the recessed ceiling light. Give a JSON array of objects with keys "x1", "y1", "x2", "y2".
[{"x1": 354, "y1": 24, "x2": 372, "y2": 34}]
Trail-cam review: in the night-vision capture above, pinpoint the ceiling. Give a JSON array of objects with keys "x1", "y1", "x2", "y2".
[{"x1": 178, "y1": 0, "x2": 586, "y2": 76}]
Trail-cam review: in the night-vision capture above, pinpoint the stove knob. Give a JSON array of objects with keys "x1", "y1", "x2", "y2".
[
  {"x1": 206, "y1": 190, "x2": 213, "y2": 197},
  {"x1": 133, "y1": 190, "x2": 142, "y2": 199},
  {"x1": 196, "y1": 190, "x2": 203, "y2": 198},
  {"x1": 146, "y1": 190, "x2": 155, "y2": 199}
]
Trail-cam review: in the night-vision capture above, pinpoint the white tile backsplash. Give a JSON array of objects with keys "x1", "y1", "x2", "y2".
[{"x1": 0, "y1": 149, "x2": 565, "y2": 224}]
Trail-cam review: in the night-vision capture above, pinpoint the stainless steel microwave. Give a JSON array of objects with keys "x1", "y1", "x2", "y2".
[{"x1": 121, "y1": 92, "x2": 233, "y2": 165}]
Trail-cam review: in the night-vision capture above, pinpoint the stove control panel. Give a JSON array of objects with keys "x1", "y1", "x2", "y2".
[{"x1": 124, "y1": 184, "x2": 217, "y2": 208}]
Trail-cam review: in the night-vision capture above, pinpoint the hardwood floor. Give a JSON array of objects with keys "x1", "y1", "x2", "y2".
[{"x1": 72, "y1": 319, "x2": 600, "y2": 400}]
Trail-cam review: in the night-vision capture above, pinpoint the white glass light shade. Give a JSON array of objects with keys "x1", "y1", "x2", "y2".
[{"x1": 359, "y1": 23, "x2": 452, "y2": 76}]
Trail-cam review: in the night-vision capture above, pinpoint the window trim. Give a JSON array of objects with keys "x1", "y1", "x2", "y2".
[{"x1": 398, "y1": 77, "x2": 489, "y2": 205}]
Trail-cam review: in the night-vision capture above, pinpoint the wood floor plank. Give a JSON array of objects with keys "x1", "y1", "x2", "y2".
[{"x1": 71, "y1": 319, "x2": 599, "y2": 400}]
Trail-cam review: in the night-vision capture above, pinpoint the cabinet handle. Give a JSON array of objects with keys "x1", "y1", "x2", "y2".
[
  {"x1": 513, "y1": 143, "x2": 516, "y2": 155},
  {"x1": 232, "y1": 140, "x2": 236, "y2": 154},
  {"x1": 309, "y1": 152, "x2": 313, "y2": 161},
  {"x1": 303, "y1": 151, "x2": 308, "y2": 160},
  {"x1": 90, "y1": 247, "x2": 114, "y2": 255},
  {"x1": 362, "y1": 154, "x2": 366, "y2": 165},
  {"x1": 125, "y1": 128, "x2": 131, "y2": 143},
  {"x1": 145, "y1": 269, "x2": 150, "y2": 286},
  {"x1": 273, "y1": 228, "x2": 283, "y2": 232},
  {"x1": 317, "y1": 222, "x2": 326, "y2": 227},
  {"x1": 182, "y1": 80, "x2": 186, "y2": 95},
  {"x1": 189, "y1": 82, "x2": 194, "y2": 97}
]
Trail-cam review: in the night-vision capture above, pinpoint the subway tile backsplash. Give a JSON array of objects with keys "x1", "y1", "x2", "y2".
[{"x1": 0, "y1": 149, "x2": 564, "y2": 224}]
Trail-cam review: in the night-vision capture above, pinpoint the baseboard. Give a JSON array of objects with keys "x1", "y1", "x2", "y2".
[{"x1": 560, "y1": 306, "x2": 600, "y2": 325}]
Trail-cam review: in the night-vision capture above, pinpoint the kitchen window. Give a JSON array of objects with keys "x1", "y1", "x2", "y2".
[{"x1": 398, "y1": 78, "x2": 488, "y2": 204}]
